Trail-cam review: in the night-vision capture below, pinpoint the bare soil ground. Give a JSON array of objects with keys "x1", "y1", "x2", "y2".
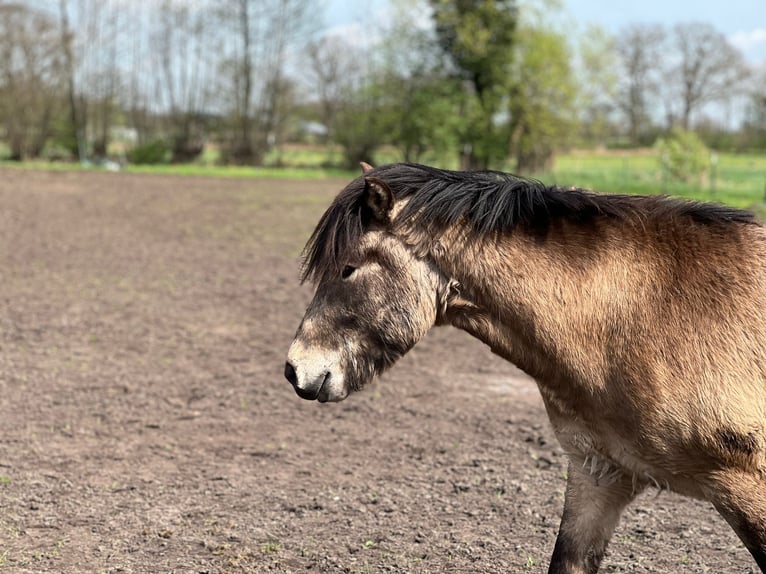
[{"x1": 0, "y1": 168, "x2": 757, "y2": 573}]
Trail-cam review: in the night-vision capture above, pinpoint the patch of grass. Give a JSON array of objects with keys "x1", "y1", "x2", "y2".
[
  {"x1": 0, "y1": 477, "x2": 10, "y2": 486},
  {"x1": 261, "y1": 541, "x2": 281, "y2": 554},
  {"x1": 124, "y1": 163, "x2": 353, "y2": 180},
  {"x1": 0, "y1": 160, "x2": 84, "y2": 173},
  {"x1": 0, "y1": 158, "x2": 354, "y2": 180},
  {"x1": 362, "y1": 540, "x2": 376, "y2": 550}
]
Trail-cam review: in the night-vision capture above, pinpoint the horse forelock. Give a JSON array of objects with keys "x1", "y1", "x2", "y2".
[
  {"x1": 300, "y1": 178, "x2": 366, "y2": 284},
  {"x1": 300, "y1": 163, "x2": 759, "y2": 283}
]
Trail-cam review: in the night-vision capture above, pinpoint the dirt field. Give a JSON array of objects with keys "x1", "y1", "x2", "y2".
[{"x1": 0, "y1": 168, "x2": 757, "y2": 573}]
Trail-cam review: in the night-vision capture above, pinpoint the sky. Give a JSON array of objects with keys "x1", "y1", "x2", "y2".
[{"x1": 325, "y1": 0, "x2": 766, "y2": 64}]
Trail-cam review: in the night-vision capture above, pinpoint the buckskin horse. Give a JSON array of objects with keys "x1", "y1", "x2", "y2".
[{"x1": 284, "y1": 162, "x2": 766, "y2": 573}]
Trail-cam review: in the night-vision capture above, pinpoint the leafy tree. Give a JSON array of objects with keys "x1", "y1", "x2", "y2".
[
  {"x1": 509, "y1": 25, "x2": 576, "y2": 173},
  {"x1": 430, "y1": 0, "x2": 518, "y2": 169},
  {"x1": 382, "y1": 74, "x2": 461, "y2": 163},
  {"x1": 378, "y1": 0, "x2": 461, "y2": 163},
  {"x1": 333, "y1": 81, "x2": 388, "y2": 169}
]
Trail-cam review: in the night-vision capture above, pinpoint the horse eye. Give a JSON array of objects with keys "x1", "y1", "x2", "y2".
[{"x1": 341, "y1": 265, "x2": 356, "y2": 280}]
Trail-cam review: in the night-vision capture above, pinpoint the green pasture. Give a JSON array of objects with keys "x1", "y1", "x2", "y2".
[
  {"x1": 248, "y1": 146, "x2": 766, "y2": 210},
  {"x1": 541, "y1": 152, "x2": 766, "y2": 210},
  {"x1": 2, "y1": 148, "x2": 765, "y2": 211}
]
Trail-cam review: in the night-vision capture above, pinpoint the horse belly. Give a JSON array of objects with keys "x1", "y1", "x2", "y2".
[
  {"x1": 549, "y1": 417, "x2": 708, "y2": 498},
  {"x1": 538, "y1": 388, "x2": 766, "y2": 500}
]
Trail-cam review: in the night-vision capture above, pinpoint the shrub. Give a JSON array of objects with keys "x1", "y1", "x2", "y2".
[
  {"x1": 128, "y1": 140, "x2": 170, "y2": 165},
  {"x1": 654, "y1": 128, "x2": 710, "y2": 182}
]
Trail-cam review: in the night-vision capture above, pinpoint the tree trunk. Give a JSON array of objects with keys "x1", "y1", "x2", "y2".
[{"x1": 59, "y1": 0, "x2": 84, "y2": 161}]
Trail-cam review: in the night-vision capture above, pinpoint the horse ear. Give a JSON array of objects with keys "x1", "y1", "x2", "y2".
[
  {"x1": 360, "y1": 161, "x2": 374, "y2": 174},
  {"x1": 363, "y1": 177, "x2": 394, "y2": 222}
]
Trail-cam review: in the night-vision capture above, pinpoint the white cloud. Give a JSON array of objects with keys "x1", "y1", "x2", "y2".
[
  {"x1": 321, "y1": 21, "x2": 383, "y2": 51},
  {"x1": 729, "y1": 28, "x2": 766, "y2": 56}
]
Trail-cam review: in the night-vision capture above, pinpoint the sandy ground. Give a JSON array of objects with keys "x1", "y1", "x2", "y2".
[{"x1": 0, "y1": 168, "x2": 757, "y2": 573}]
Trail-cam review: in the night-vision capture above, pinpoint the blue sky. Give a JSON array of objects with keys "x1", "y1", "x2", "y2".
[{"x1": 325, "y1": 0, "x2": 766, "y2": 63}]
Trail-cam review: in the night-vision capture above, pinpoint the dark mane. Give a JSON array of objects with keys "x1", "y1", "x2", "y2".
[{"x1": 301, "y1": 163, "x2": 758, "y2": 283}]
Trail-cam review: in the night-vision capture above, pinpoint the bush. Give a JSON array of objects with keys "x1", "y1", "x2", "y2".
[
  {"x1": 127, "y1": 140, "x2": 170, "y2": 165},
  {"x1": 654, "y1": 128, "x2": 710, "y2": 182}
]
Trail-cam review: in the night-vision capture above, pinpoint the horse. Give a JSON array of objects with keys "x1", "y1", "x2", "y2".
[{"x1": 284, "y1": 162, "x2": 766, "y2": 573}]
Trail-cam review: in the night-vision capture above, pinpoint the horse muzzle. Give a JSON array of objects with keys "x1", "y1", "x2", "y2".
[{"x1": 284, "y1": 343, "x2": 348, "y2": 402}]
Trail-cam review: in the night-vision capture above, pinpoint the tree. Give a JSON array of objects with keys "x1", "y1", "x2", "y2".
[
  {"x1": 378, "y1": 0, "x2": 461, "y2": 163},
  {"x1": 222, "y1": 0, "x2": 257, "y2": 164},
  {"x1": 333, "y1": 81, "x2": 388, "y2": 169},
  {"x1": 0, "y1": 4, "x2": 63, "y2": 160},
  {"x1": 615, "y1": 24, "x2": 666, "y2": 146},
  {"x1": 381, "y1": 72, "x2": 461, "y2": 163},
  {"x1": 59, "y1": 0, "x2": 83, "y2": 160},
  {"x1": 306, "y1": 36, "x2": 356, "y2": 147},
  {"x1": 88, "y1": 0, "x2": 121, "y2": 157},
  {"x1": 576, "y1": 24, "x2": 618, "y2": 147},
  {"x1": 430, "y1": 0, "x2": 518, "y2": 169},
  {"x1": 123, "y1": 0, "x2": 155, "y2": 147},
  {"x1": 153, "y1": 0, "x2": 216, "y2": 162},
  {"x1": 509, "y1": 25, "x2": 577, "y2": 173},
  {"x1": 666, "y1": 23, "x2": 749, "y2": 131},
  {"x1": 219, "y1": 0, "x2": 316, "y2": 165},
  {"x1": 52, "y1": 0, "x2": 127, "y2": 160},
  {"x1": 324, "y1": 42, "x2": 390, "y2": 169},
  {"x1": 740, "y1": 64, "x2": 766, "y2": 150},
  {"x1": 61, "y1": 0, "x2": 123, "y2": 158}
]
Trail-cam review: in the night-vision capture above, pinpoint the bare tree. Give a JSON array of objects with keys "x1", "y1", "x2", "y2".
[
  {"x1": 740, "y1": 63, "x2": 766, "y2": 149},
  {"x1": 0, "y1": 3, "x2": 63, "y2": 160},
  {"x1": 306, "y1": 36, "x2": 361, "y2": 146},
  {"x1": 219, "y1": 0, "x2": 316, "y2": 165},
  {"x1": 88, "y1": 0, "x2": 121, "y2": 157},
  {"x1": 123, "y1": 1, "x2": 153, "y2": 146},
  {"x1": 666, "y1": 22, "x2": 749, "y2": 130},
  {"x1": 615, "y1": 24, "x2": 666, "y2": 145},
  {"x1": 59, "y1": 0, "x2": 83, "y2": 160},
  {"x1": 577, "y1": 24, "x2": 619, "y2": 146},
  {"x1": 52, "y1": 0, "x2": 124, "y2": 159},
  {"x1": 226, "y1": 0, "x2": 256, "y2": 164},
  {"x1": 152, "y1": 0, "x2": 217, "y2": 162}
]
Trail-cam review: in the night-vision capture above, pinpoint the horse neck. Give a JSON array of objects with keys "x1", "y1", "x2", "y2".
[{"x1": 426, "y1": 220, "x2": 648, "y2": 387}]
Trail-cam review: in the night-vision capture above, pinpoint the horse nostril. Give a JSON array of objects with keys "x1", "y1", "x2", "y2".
[{"x1": 284, "y1": 361, "x2": 298, "y2": 387}]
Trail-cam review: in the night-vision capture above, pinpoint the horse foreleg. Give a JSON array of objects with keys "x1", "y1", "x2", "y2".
[
  {"x1": 703, "y1": 468, "x2": 766, "y2": 573},
  {"x1": 548, "y1": 459, "x2": 641, "y2": 574}
]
